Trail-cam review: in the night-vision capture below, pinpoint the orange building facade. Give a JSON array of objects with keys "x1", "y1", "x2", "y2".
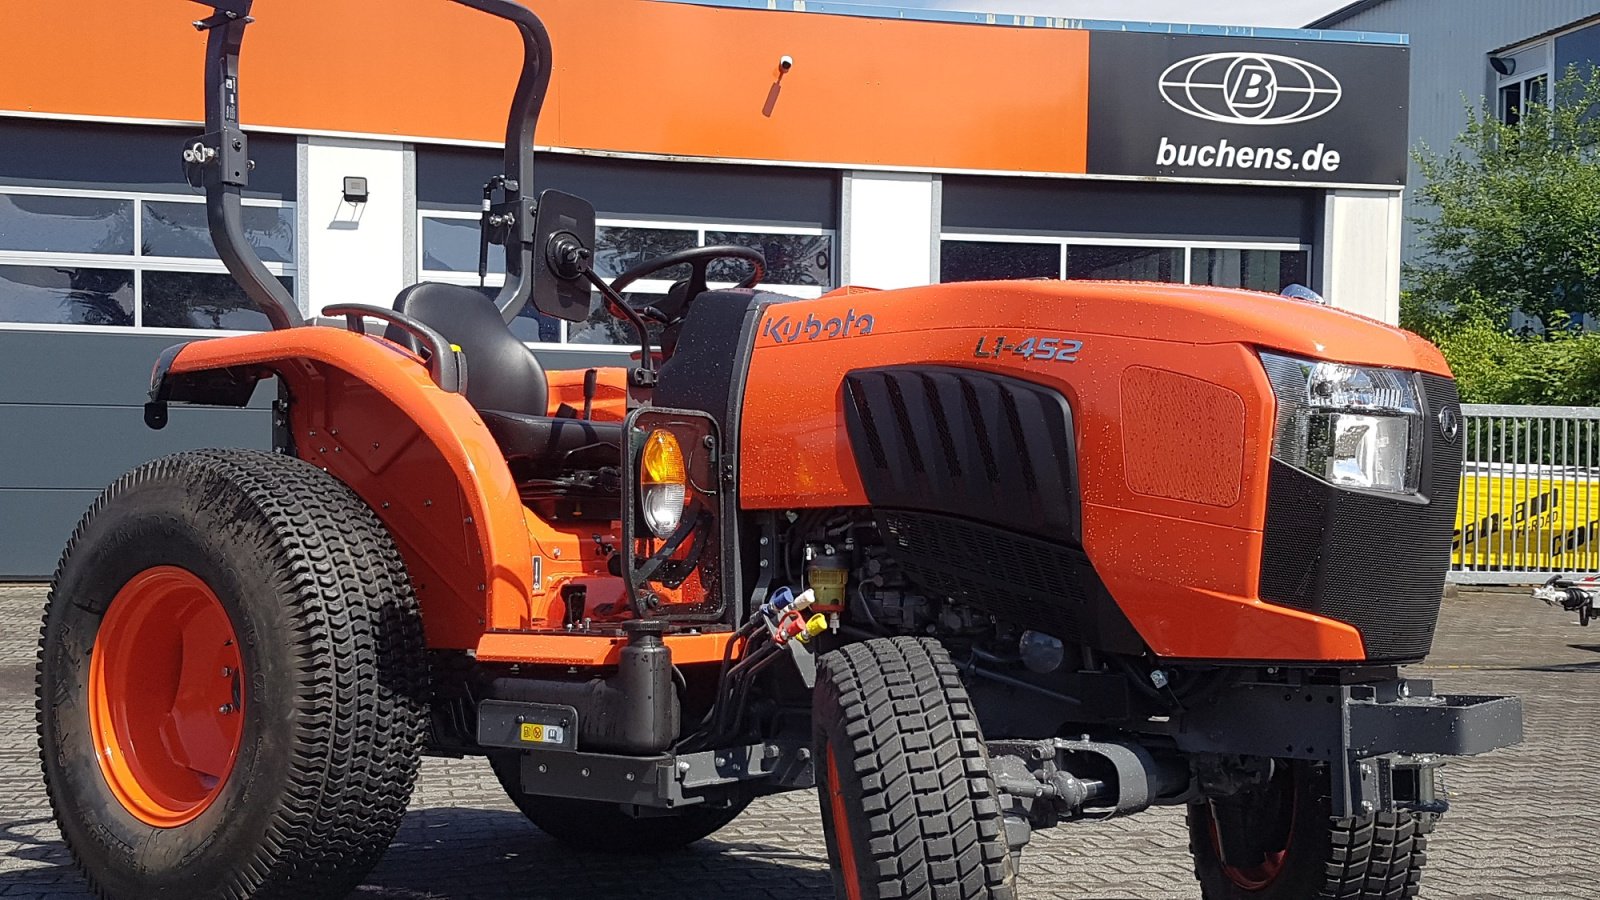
[{"x1": 0, "y1": 0, "x2": 1410, "y2": 577}]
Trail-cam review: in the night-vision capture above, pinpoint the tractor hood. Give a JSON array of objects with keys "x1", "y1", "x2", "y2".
[
  {"x1": 732, "y1": 278, "x2": 1458, "y2": 661},
  {"x1": 758, "y1": 280, "x2": 1448, "y2": 377}
]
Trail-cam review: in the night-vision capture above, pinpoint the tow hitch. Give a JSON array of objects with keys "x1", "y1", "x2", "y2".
[{"x1": 1535, "y1": 574, "x2": 1598, "y2": 626}]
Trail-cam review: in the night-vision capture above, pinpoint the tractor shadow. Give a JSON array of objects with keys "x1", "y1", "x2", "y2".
[
  {"x1": 0, "y1": 808, "x2": 1164, "y2": 899},
  {"x1": 362, "y1": 807, "x2": 834, "y2": 899},
  {"x1": 1514, "y1": 645, "x2": 1600, "y2": 673}
]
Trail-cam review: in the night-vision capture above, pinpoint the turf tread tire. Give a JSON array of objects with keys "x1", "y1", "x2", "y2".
[
  {"x1": 1187, "y1": 762, "x2": 1429, "y2": 900},
  {"x1": 814, "y1": 636, "x2": 1016, "y2": 900},
  {"x1": 37, "y1": 449, "x2": 429, "y2": 899}
]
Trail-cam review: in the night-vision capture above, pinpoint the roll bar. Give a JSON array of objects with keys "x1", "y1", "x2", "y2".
[
  {"x1": 185, "y1": 0, "x2": 554, "y2": 329},
  {"x1": 185, "y1": 0, "x2": 301, "y2": 329},
  {"x1": 447, "y1": 0, "x2": 553, "y2": 324}
]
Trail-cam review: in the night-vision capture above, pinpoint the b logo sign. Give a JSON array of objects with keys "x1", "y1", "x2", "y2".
[{"x1": 1159, "y1": 53, "x2": 1342, "y2": 125}]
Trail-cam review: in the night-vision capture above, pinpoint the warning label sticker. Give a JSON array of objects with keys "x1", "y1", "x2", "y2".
[{"x1": 520, "y1": 723, "x2": 565, "y2": 745}]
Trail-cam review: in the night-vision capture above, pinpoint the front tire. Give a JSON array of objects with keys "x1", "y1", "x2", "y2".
[
  {"x1": 814, "y1": 637, "x2": 1016, "y2": 900},
  {"x1": 488, "y1": 754, "x2": 751, "y2": 849},
  {"x1": 38, "y1": 450, "x2": 429, "y2": 898},
  {"x1": 1187, "y1": 760, "x2": 1430, "y2": 900}
]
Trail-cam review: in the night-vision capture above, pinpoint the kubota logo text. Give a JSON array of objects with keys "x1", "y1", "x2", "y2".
[
  {"x1": 761, "y1": 308, "x2": 875, "y2": 344},
  {"x1": 1158, "y1": 53, "x2": 1342, "y2": 126}
]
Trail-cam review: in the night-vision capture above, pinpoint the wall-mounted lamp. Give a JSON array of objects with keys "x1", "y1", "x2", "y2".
[
  {"x1": 779, "y1": 54, "x2": 794, "y2": 74},
  {"x1": 342, "y1": 176, "x2": 369, "y2": 205},
  {"x1": 1489, "y1": 56, "x2": 1517, "y2": 77}
]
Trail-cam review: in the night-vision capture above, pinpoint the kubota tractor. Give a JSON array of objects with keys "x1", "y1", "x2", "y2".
[{"x1": 36, "y1": 2, "x2": 1524, "y2": 898}]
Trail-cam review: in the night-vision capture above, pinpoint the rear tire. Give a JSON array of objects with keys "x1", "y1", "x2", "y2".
[
  {"x1": 38, "y1": 450, "x2": 429, "y2": 899},
  {"x1": 1187, "y1": 760, "x2": 1430, "y2": 900},
  {"x1": 488, "y1": 754, "x2": 751, "y2": 849},
  {"x1": 814, "y1": 637, "x2": 1016, "y2": 900}
]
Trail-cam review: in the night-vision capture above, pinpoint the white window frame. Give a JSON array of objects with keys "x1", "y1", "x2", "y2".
[
  {"x1": 418, "y1": 209, "x2": 834, "y2": 350},
  {"x1": 937, "y1": 231, "x2": 1313, "y2": 289},
  {"x1": 1493, "y1": 38, "x2": 1554, "y2": 125},
  {"x1": 0, "y1": 184, "x2": 297, "y2": 336}
]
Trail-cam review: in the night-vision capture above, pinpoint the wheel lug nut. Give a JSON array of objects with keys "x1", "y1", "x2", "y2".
[
  {"x1": 221, "y1": 667, "x2": 233, "y2": 678},
  {"x1": 218, "y1": 704, "x2": 235, "y2": 715}
]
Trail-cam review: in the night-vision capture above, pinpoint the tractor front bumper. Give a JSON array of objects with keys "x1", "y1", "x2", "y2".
[{"x1": 1178, "y1": 677, "x2": 1524, "y2": 817}]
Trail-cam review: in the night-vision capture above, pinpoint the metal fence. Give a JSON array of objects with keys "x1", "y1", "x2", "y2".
[{"x1": 1449, "y1": 404, "x2": 1600, "y2": 583}]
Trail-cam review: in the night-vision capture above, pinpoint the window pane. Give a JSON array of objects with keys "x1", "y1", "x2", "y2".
[
  {"x1": 1066, "y1": 245, "x2": 1182, "y2": 283},
  {"x1": 1191, "y1": 248, "x2": 1310, "y2": 293},
  {"x1": 0, "y1": 264, "x2": 133, "y2": 325},
  {"x1": 141, "y1": 271, "x2": 293, "y2": 330},
  {"x1": 1500, "y1": 82, "x2": 1522, "y2": 126},
  {"x1": 593, "y1": 226, "x2": 697, "y2": 279},
  {"x1": 940, "y1": 241, "x2": 1059, "y2": 282},
  {"x1": 0, "y1": 194, "x2": 134, "y2": 255},
  {"x1": 705, "y1": 231, "x2": 832, "y2": 287},
  {"x1": 1527, "y1": 74, "x2": 1549, "y2": 107},
  {"x1": 142, "y1": 201, "x2": 294, "y2": 264},
  {"x1": 567, "y1": 291, "x2": 665, "y2": 346},
  {"x1": 422, "y1": 216, "x2": 503, "y2": 274}
]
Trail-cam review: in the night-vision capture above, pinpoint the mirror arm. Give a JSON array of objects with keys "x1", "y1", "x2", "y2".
[{"x1": 577, "y1": 264, "x2": 657, "y2": 386}]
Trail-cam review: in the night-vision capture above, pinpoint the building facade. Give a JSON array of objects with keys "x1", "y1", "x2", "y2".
[
  {"x1": 1311, "y1": 0, "x2": 1600, "y2": 260},
  {"x1": 0, "y1": 0, "x2": 1411, "y2": 577}
]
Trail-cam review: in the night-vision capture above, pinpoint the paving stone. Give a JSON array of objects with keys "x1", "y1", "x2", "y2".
[{"x1": 1, "y1": 583, "x2": 1595, "y2": 898}]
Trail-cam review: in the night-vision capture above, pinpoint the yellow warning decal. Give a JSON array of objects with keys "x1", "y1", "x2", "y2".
[{"x1": 518, "y1": 722, "x2": 565, "y2": 744}]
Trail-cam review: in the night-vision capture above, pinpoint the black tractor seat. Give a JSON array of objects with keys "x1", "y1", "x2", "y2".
[
  {"x1": 479, "y1": 410, "x2": 620, "y2": 473},
  {"x1": 391, "y1": 282, "x2": 622, "y2": 477}
]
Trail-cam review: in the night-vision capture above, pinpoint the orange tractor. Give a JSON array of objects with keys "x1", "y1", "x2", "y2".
[{"x1": 37, "y1": 2, "x2": 1522, "y2": 898}]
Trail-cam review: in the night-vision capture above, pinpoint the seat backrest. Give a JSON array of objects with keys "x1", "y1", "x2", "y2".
[{"x1": 392, "y1": 282, "x2": 548, "y2": 416}]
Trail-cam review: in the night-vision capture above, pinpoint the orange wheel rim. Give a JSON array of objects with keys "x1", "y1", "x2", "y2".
[
  {"x1": 825, "y1": 743, "x2": 863, "y2": 900},
  {"x1": 1208, "y1": 767, "x2": 1296, "y2": 892},
  {"x1": 88, "y1": 566, "x2": 245, "y2": 827}
]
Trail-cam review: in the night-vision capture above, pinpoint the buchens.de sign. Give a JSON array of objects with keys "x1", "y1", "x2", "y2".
[{"x1": 1084, "y1": 32, "x2": 1410, "y2": 186}]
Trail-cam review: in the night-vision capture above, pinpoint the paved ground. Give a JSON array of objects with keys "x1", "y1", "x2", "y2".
[{"x1": 0, "y1": 583, "x2": 1595, "y2": 899}]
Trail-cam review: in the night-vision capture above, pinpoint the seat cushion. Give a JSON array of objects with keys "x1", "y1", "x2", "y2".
[
  {"x1": 480, "y1": 410, "x2": 622, "y2": 474},
  {"x1": 393, "y1": 282, "x2": 549, "y2": 417}
]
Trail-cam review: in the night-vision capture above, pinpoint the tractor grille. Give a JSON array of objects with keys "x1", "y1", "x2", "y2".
[
  {"x1": 843, "y1": 366, "x2": 1091, "y2": 640},
  {"x1": 1259, "y1": 375, "x2": 1463, "y2": 662},
  {"x1": 842, "y1": 366, "x2": 1080, "y2": 544}
]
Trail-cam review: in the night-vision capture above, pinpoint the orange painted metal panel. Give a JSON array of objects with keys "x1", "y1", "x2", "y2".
[
  {"x1": 477, "y1": 630, "x2": 741, "y2": 666},
  {"x1": 738, "y1": 280, "x2": 1444, "y2": 661},
  {"x1": 166, "y1": 330, "x2": 711, "y2": 652},
  {"x1": 1119, "y1": 366, "x2": 1246, "y2": 508},
  {"x1": 164, "y1": 327, "x2": 538, "y2": 646},
  {"x1": 542, "y1": 1, "x2": 1090, "y2": 172},
  {"x1": 0, "y1": 0, "x2": 1089, "y2": 174}
]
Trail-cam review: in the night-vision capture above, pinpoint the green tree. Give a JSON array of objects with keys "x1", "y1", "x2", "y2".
[{"x1": 1403, "y1": 69, "x2": 1600, "y2": 404}]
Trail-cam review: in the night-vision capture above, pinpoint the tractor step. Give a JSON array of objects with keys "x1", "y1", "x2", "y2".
[{"x1": 511, "y1": 740, "x2": 814, "y2": 809}]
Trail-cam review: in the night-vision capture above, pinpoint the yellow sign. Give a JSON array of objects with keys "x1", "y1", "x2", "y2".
[
  {"x1": 1453, "y1": 467, "x2": 1600, "y2": 571},
  {"x1": 518, "y1": 722, "x2": 566, "y2": 745}
]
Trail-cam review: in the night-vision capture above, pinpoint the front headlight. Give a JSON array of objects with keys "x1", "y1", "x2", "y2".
[{"x1": 1260, "y1": 351, "x2": 1423, "y2": 494}]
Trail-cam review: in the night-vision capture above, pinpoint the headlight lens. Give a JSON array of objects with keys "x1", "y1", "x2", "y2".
[
  {"x1": 1260, "y1": 351, "x2": 1423, "y2": 494},
  {"x1": 640, "y1": 429, "x2": 688, "y2": 538}
]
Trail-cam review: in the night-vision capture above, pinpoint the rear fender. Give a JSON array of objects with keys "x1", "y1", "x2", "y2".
[{"x1": 156, "y1": 327, "x2": 541, "y2": 647}]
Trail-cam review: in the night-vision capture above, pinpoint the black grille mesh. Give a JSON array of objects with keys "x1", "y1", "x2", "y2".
[{"x1": 1259, "y1": 375, "x2": 1463, "y2": 662}]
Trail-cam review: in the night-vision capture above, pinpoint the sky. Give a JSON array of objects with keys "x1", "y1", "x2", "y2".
[{"x1": 893, "y1": 0, "x2": 1353, "y2": 28}]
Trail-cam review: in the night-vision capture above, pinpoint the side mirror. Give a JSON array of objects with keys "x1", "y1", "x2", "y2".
[{"x1": 530, "y1": 189, "x2": 596, "y2": 322}]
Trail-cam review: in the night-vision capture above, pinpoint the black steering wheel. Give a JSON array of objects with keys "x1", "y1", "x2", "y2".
[{"x1": 606, "y1": 245, "x2": 767, "y2": 322}]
